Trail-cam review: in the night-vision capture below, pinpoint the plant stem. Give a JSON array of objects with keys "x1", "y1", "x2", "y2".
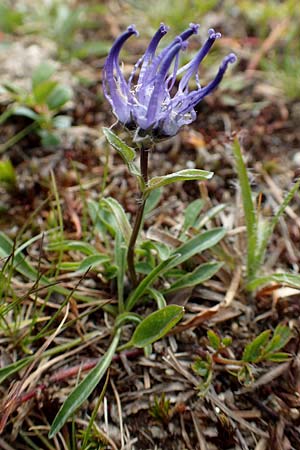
[{"x1": 127, "y1": 144, "x2": 149, "y2": 288}]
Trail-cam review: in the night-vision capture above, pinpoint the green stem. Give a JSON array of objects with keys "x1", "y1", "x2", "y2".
[{"x1": 127, "y1": 145, "x2": 149, "y2": 287}]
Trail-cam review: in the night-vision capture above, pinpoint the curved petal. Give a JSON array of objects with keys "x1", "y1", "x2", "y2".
[
  {"x1": 178, "y1": 28, "x2": 221, "y2": 92},
  {"x1": 144, "y1": 40, "x2": 184, "y2": 129},
  {"x1": 176, "y1": 53, "x2": 237, "y2": 115},
  {"x1": 140, "y1": 23, "x2": 199, "y2": 90},
  {"x1": 138, "y1": 23, "x2": 169, "y2": 85},
  {"x1": 103, "y1": 25, "x2": 138, "y2": 123}
]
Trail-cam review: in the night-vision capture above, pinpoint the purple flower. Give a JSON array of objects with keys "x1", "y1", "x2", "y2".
[{"x1": 103, "y1": 23, "x2": 236, "y2": 140}]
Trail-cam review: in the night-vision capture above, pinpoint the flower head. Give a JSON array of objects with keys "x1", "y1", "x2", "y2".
[{"x1": 103, "y1": 24, "x2": 236, "y2": 140}]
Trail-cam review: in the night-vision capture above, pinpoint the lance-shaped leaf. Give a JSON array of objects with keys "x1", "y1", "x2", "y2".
[
  {"x1": 101, "y1": 197, "x2": 132, "y2": 244},
  {"x1": 145, "y1": 169, "x2": 213, "y2": 194},
  {"x1": 128, "y1": 305, "x2": 184, "y2": 348},
  {"x1": 49, "y1": 328, "x2": 121, "y2": 438},
  {"x1": 164, "y1": 261, "x2": 223, "y2": 293},
  {"x1": 247, "y1": 272, "x2": 300, "y2": 291}
]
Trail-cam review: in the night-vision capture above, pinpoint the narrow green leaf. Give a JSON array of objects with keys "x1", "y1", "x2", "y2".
[
  {"x1": 265, "y1": 352, "x2": 291, "y2": 362},
  {"x1": 195, "y1": 204, "x2": 226, "y2": 230},
  {"x1": 49, "y1": 328, "x2": 121, "y2": 438},
  {"x1": 167, "y1": 227, "x2": 226, "y2": 268},
  {"x1": 101, "y1": 197, "x2": 132, "y2": 244},
  {"x1": 0, "y1": 358, "x2": 32, "y2": 384},
  {"x1": 0, "y1": 232, "x2": 48, "y2": 283},
  {"x1": 247, "y1": 272, "x2": 300, "y2": 291},
  {"x1": 115, "y1": 231, "x2": 127, "y2": 312},
  {"x1": 181, "y1": 199, "x2": 204, "y2": 236},
  {"x1": 126, "y1": 228, "x2": 225, "y2": 311},
  {"x1": 115, "y1": 312, "x2": 142, "y2": 328},
  {"x1": 102, "y1": 127, "x2": 140, "y2": 176},
  {"x1": 146, "y1": 287, "x2": 167, "y2": 309},
  {"x1": 146, "y1": 169, "x2": 213, "y2": 193},
  {"x1": 47, "y1": 240, "x2": 97, "y2": 255},
  {"x1": 144, "y1": 188, "x2": 162, "y2": 216},
  {"x1": 232, "y1": 138, "x2": 257, "y2": 280},
  {"x1": 125, "y1": 254, "x2": 180, "y2": 311},
  {"x1": 77, "y1": 254, "x2": 110, "y2": 273},
  {"x1": 164, "y1": 261, "x2": 223, "y2": 293},
  {"x1": 242, "y1": 330, "x2": 271, "y2": 363},
  {"x1": 128, "y1": 305, "x2": 184, "y2": 348},
  {"x1": 255, "y1": 179, "x2": 300, "y2": 271}
]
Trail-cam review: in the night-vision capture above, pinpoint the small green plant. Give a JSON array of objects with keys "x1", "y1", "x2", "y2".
[
  {"x1": 149, "y1": 393, "x2": 172, "y2": 425},
  {"x1": 232, "y1": 138, "x2": 300, "y2": 288},
  {"x1": 193, "y1": 325, "x2": 292, "y2": 391},
  {"x1": 0, "y1": 62, "x2": 72, "y2": 152}
]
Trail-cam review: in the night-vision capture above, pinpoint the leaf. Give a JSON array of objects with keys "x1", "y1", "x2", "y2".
[
  {"x1": 101, "y1": 197, "x2": 132, "y2": 244},
  {"x1": 52, "y1": 115, "x2": 72, "y2": 129},
  {"x1": 181, "y1": 199, "x2": 204, "y2": 236},
  {"x1": 0, "y1": 159, "x2": 16, "y2": 188},
  {"x1": 255, "y1": 179, "x2": 300, "y2": 270},
  {"x1": 13, "y1": 106, "x2": 40, "y2": 121},
  {"x1": 164, "y1": 261, "x2": 223, "y2": 293},
  {"x1": 49, "y1": 329, "x2": 121, "y2": 438},
  {"x1": 0, "y1": 232, "x2": 48, "y2": 283},
  {"x1": 115, "y1": 231, "x2": 127, "y2": 312},
  {"x1": 102, "y1": 127, "x2": 139, "y2": 176},
  {"x1": 33, "y1": 80, "x2": 58, "y2": 104},
  {"x1": 146, "y1": 169, "x2": 213, "y2": 193},
  {"x1": 115, "y1": 312, "x2": 142, "y2": 328},
  {"x1": 232, "y1": 138, "x2": 257, "y2": 280},
  {"x1": 207, "y1": 330, "x2": 221, "y2": 351},
  {"x1": 263, "y1": 325, "x2": 292, "y2": 355},
  {"x1": 0, "y1": 358, "x2": 32, "y2": 384},
  {"x1": 242, "y1": 330, "x2": 271, "y2": 363},
  {"x1": 167, "y1": 227, "x2": 226, "y2": 268},
  {"x1": 265, "y1": 352, "x2": 291, "y2": 362},
  {"x1": 144, "y1": 188, "x2": 162, "y2": 216},
  {"x1": 46, "y1": 85, "x2": 72, "y2": 110},
  {"x1": 126, "y1": 228, "x2": 225, "y2": 311},
  {"x1": 128, "y1": 305, "x2": 184, "y2": 348},
  {"x1": 195, "y1": 204, "x2": 226, "y2": 230},
  {"x1": 125, "y1": 254, "x2": 181, "y2": 311},
  {"x1": 31, "y1": 63, "x2": 56, "y2": 89},
  {"x1": 77, "y1": 254, "x2": 111, "y2": 273},
  {"x1": 47, "y1": 240, "x2": 97, "y2": 255},
  {"x1": 247, "y1": 273, "x2": 300, "y2": 291},
  {"x1": 39, "y1": 130, "x2": 60, "y2": 147},
  {"x1": 146, "y1": 287, "x2": 167, "y2": 309}
]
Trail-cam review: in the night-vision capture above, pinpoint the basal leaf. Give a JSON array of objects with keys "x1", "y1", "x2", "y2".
[
  {"x1": 101, "y1": 197, "x2": 132, "y2": 244},
  {"x1": 128, "y1": 305, "x2": 184, "y2": 348},
  {"x1": 164, "y1": 261, "x2": 223, "y2": 293},
  {"x1": 49, "y1": 329, "x2": 121, "y2": 438}
]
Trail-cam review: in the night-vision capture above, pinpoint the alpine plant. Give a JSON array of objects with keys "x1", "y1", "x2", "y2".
[{"x1": 103, "y1": 23, "x2": 236, "y2": 140}]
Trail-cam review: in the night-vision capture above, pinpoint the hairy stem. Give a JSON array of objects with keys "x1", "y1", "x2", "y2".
[{"x1": 127, "y1": 145, "x2": 149, "y2": 287}]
